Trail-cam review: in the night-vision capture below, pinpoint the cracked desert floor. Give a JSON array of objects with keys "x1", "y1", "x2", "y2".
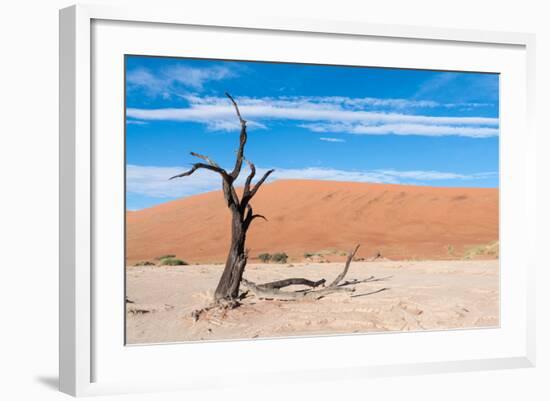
[{"x1": 125, "y1": 259, "x2": 498, "y2": 344}]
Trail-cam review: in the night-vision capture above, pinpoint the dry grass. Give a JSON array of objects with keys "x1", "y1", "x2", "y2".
[{"x1": 463, "y1": 241, "x2": 499, "y2": 260}]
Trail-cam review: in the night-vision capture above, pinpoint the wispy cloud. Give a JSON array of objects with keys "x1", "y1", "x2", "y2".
[
  {"x1": 320, "y1": 137, "x2": 346, "y2": 143},
  {"x1": 127, "y1": 95, "x2": 498, "y2": 138},
  {"x1": 303, "y1": 122, "x2": 498, "y2": 138},
  {"x1": 126, "y1": 165, "x2": 220, "y2": 199},
  {"x1": 185, "y1": 95, "x2": 491, "y2": 110},
  {"x1": 414, "y1": 73, "x2": 459, "y2": 100},
  {"x1": 126, "y1": 65, "x2": 237, "y2": 98},
  {"x1": 204, "y1": 119, "x2": 267, "y2": 132},
  {"x1": 374, "y1": 169, "x2": 496, "y2": 181},
  {"x1": 414, "y1": 72, "x2": 499, "y2": 105},
  {"x1": 126, "y1": 68, "x2": 169, "y2": 98},
  {"x1": 126, "y1": 119, "x2": 149, "y2": 125},
  {"x1": 126, "y1": 164, "x2": 497, "y2": 200},
  {"x1": 165, "y1": 65, "x2": 236, "y2": 90}
]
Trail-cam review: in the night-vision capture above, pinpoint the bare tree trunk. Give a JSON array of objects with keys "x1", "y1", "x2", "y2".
[{"x1": 214, "y1": 208, "x2": 247, "y2": 301}]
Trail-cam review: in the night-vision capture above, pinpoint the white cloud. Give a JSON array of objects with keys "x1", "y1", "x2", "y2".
[
  {"x1": 126, "y1": 95, "x2": 498, "y2": 138},
  {"x1": 126, "y1": 119, "x2": 148, "y2": 125},
  {"x1": 126, "y1": 165, "x2": 221, "y2": 198},
  {"x1": 302, "y1": 122, "x2": 498, "y2": 138},
  {"x1": 126, "y1": 164, "x2": 497, "y2": 200},
  {"x1": 126, "y1": 65, "x2": 236, "y2": 97},
  {"x1": 185, "y1": 95, "x2": 490, "y2": 110},
  {"x1": 374, "y1": 169, "x2": 492, "y2": 180},
  {"x1": 165, "y1": 65, "x2": 235, "y2": 90},
  {"x1": 126, "y1": 68, "x2": 169, "y2": 97},
  {"x1": 414, "y1": 73, "x2": 459, "y2": 100},
  {"x1": 320, "y1": 137, "x2": 346, "y2": 143},
  {"x1": 205, "y1": 119, "x2": 267, "y2": 132},
  {"x1": 414, "y1": 72, "x2": 499, "y2": 105}
]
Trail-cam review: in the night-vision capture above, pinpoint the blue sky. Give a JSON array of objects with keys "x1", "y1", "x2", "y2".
[{"x1": 125, "y1": 56, "x2": 499, "y2": 211}]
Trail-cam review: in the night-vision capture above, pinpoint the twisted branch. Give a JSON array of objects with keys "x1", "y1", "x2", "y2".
[
  {"x1": 169, "y1": 163, "x2": 228, "y2": 181},
  {"x1": 170, "y1": 159, "x2": 239, "y2": 207},
  {"x1": 243, "y1": 204, "x2": 267, "y2": 230}
]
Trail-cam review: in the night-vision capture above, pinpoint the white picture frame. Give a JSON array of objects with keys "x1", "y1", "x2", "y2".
[{"x1": 59, "y1": 4, "x2": 536, "y2": 397}]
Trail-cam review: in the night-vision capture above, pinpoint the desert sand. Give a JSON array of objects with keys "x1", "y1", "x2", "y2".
[
  {"x1": 126, "y1": 259, "x2": 499, "y2": 344},
  {"x1": 126, "y1": 180, "x2": 498, "y2": 264}
]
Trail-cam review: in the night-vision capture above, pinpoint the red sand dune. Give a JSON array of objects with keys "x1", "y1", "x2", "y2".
[{"x1": 126, "y1": 180, "x2": 499, "y2": 264}]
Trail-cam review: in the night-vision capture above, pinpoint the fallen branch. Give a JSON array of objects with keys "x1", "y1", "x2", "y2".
[
  {"x1": 305, "y1": 286, "x2": 356, "y2": 300},
  {"x1": 336, "y1": 275, "x2": 392, "y2": 287},
  {"x1": 242, "y1": 244, "x2": 363, "y2": 301},
  {"x1": 241, "y1": 279, "x2": 353, "y2": 301},
  {"x1": 327, "y1": 244, "x2": 360, "y2": 287},
  {"x1": 337, "y1": 276, "x2": 374, "y2": 287},
  {"x1": 257, "y1": 278, "x2": 326, "y2": 290}
]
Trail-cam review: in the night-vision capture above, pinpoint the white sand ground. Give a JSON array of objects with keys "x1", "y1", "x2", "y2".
[{"x1": 125, "y1": 260, "x2": 499, "y2": 344}]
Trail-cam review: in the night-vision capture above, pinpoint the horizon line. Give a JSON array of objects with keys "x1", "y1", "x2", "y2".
[{"x1": 126, "y1": 178, "x2": 499, "y2": 212}]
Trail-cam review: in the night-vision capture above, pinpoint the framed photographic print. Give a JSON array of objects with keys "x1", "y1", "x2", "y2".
[
  {"x1": 60, "y1": 4, "x2": 536, "y2": 396},
  {"x1": 124, "y1": 56, "x2": 501, "y2": 344}
]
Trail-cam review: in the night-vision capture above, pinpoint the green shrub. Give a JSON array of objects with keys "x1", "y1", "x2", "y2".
[
  {"x1": 160, "y1": 258, "x2": 188, "y2": 266},
  {"x1": 258, "y1": 253, "x2": 272, "y2": 263},
  {"x1": 304, "y1": 252, "x2": 315, "y2": 259},
  {"x1": 271, "y1": 252, "x2": 288, "y2": 264},
  {"x1": 156, "y1": 254, "x2": 176, "y2": 260},
  {"x1": 134, "y1": 261, "x2": 155, "y2": 266}
]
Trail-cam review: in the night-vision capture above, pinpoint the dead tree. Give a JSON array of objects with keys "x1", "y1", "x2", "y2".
[
  {"x1": 170, "y1": 93, "x2": 274, "y2": 302},
  {"x1": 171, "y1": 95, "x2": 379, "y2": 308}
]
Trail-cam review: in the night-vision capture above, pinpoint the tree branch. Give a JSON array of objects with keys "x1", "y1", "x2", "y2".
[
  {"x1": 243, "y1": 158, "x2": 256, "y2": 198},
  {"x1": 241, "y1": 279, "x2": 354, "y2": 301},
  {"x1": 190, "y1": 151, "x2": 221, "y2": 168},
  {"x1": 170, "y1": 161, "x2": 239, "y2": 207},
  {"x1": 241, "y1": 244, "x2": 363, "y2": 301},
  {"x1": 223, "y1": 180, "x2": 240, "y2": 208},
  {"x1": 246, "y1": 214, "x2": 267, "y2": 230},
  {"x1": 225, "y1": 92, "x2": 246, "y2": 125},
  {"x1": 243, "y1": 204, "x2": 267, "y2": 230},
  {"x1": 242, "y1": 169, "x2": 275, "y2": 208},
  {"x1": 257, "y1": 278, "x2": 326, "y2": 290},
  {"x1": 169, "y1": 163, "x2": 229, "y2": 180},
  {"x1": 327, "y1": 244, "x2": 360, "y2": 287},
  {"x1": 244, "y1": 204, "x2": 253, "y2": 222},
  {"x1": 225, "y1": 92, "x2": 247, "y2": 179}
]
